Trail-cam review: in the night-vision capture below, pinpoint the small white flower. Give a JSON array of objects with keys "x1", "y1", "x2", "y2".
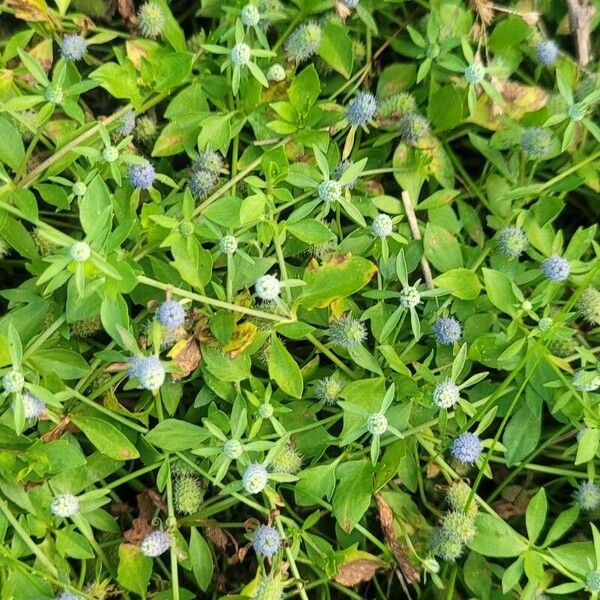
[
  {"x1": 69, "y1": 241, "x2": 91, "y2": 263},
  {"x1": 371, "y1": 214, "x2": 393, "y2": 238},
  {"x1": 255, "y1": 274, "x2": 281, "y2": 301},
  {"x1": 366, "y1": 412, "x2": 388, "y2": 436},
  {"x1": 231, "y1": 43, "x2": 251, "y2": 66},
  {"x1": 51, "y1": 493, "x2": 79, "y2": 518}
]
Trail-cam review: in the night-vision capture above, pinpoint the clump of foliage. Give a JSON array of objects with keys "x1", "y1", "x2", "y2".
[{"x1": 0, "y1": 0, "x2": 599, "y2": 598}]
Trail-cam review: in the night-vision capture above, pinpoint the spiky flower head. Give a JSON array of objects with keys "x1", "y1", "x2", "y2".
[
  {"x1": 431, "y1": 527, "x2": 463, "y2": 561},
  {"x1": 537, "y1": 317, "x2": 553, "y2": 332},
  {"x1": 433, "y1": 380, "x2": 460, "y2": 409},
  {"x1": 451, "y1": 433, "x2": 482, "y2": 464},
  {"x1": 578, "y1": 287, "x2": 600, "y2": 325},
  {"x1": 377, "y1": 92, "x2": 416, "y2": 119},
  {"x1": 128, "y1": 162, "x2": 156, "y2": 190},
  {"x1": 253, "y1": 573, "x2": 286, "y2": 600},
  {"x1": 140, "y1": 530, "x2": 171, "y2": 557},
  {"x1": 587, "y1": 570, "x2": 600, "y2": 593},
  {"x1": 328, "y1": 315, "x2": 367, "y2": 348},
  {"x1": 441, "y1": 510, "x2": 477, "y2": 543},
  {"x1": 253, "y1": 524, "x2": 282, "y2": 557},
  {"x1": 254, "y1": 274, "x2": 281, "y2": 302},
  {"x1": 115, "y1": 109, "x2": 136, "y2": 136},
  {"x1": 267, "y1": 64, "x2": 286, "y2": 82},
  {"x1": 536, "y1": 40, "x2": 559, "y2": 66},
  {"x1": 258, "y1": 402, "x2": 274, "y2": 418},
  {"x1": 446, "y1": 480, "x2": 478, "y2": 516},
  {"x1": 366, "y1": 412, "x2": 388, "y2": 436},
  {"x1": 44, "y1": 84, "x2": 64, "y2": 104},
  {"x1": 138, "y1": 2, "x2": 165, "y2": 38},
  {"x1": 21, "y1": 391, "x2": 45, "y2": 419},
  {"x1": 157, "y1": 300, "x2": 186, "y2": 329},
  {"x1": 372, "y1": 213, "x2": 393, "y2": 238},
  {"x1": 102, "y1": 145, "x2": 119, "y2": 162},
  {"x1": 224, "y1": 439, "x2": 243, "y2": 459},
  {"x1": 174, "y1": 474, "x2": 203, "y2": 514},
  {"x1": 399, "y1": 286, "x2": 421, "y2": 308},
  {"x1": 188, "y1": 169, "x2": 219, "y2": 198},
  {"x1": 69, "y1": 241, "x2": 91, "y2": 262},
  {"x1": 573, "y1": 370, "x2": 600, "y2": 392},
  {"x1": 341, "y1": 0, "x2": 359, "y2": 8},
  {"x1": 422, "y1": 557, "x2": 440, "y2": 574},
  {"x1": 548, "y1": 337, "x2": 578, "y2": 358},
  {"x1": 318, "y1": 180, "x2": 343, "y2": 204},
  {"x1": 315, "y1": 375, "x2": 344, "y2": 405},
  {"x1": 51, "y1": 493, "x2": 79, "y2": 518},
  {"x1": 56, "y1": 593, "x2": 82, "y2": 600},
  {"x1": 464, "y1": 62, "x2": 485, "y2": 84},
  {"x1": 231, "y1": 43, "x2": 252, "y2": 66},
  {"x1": 575, "y1": 481, "x2": 600, "y2": 511},
  {"x1": 135, "y1": 115, "x2": 158, "y2": 141},
  {"x1": 70, "y1": 316, "x2": 103, "y2": 338},
  {"x1": 60, "y1": 34, "x2": 87, "y2": 61},
  {"x1": 285, "y1": 22, "x2": 322, "y2": 63},
  {"x1": 243, "y1": 463, "x2": 268, "y2": 494},
  {"x1": 398, "y1": 113, "x2": 430, "y2": 143},
  {"x1": 497, "y1": 226, "x2": 527, "y2": 259},
  {"x1": 193, "y1": 149, "x2": 224, "y2": 174},
  {"x1": 270, "y1": 443, "x2": 303, "y2": 474},
  {"x1": 332, "y1": 160, "x2": 357, "y2": 189},
  {"x1": 542, "y1": 255, "x2": 570, "y2": 282},
  {"x1": 219, "y1": 235, "x2": 238, "y2": 255},
  {"x1": 347, "y1": 92, "x2": 377, "y2": 127},
  {"x1": 3, "y1": 370, "x2": 25, "y2": 393},
  {"x1": 521, "y1": 127, "x2": 553, "y2": 160},
  {"x1": 433, "y1": 317, "x2": 462, "y2": 345},
  {"x1": 241, "y1": 4, "x2": 261, "y2": 26},
  {"x1": 128, "y1": 356, "x2": 165, "y2": 391}
]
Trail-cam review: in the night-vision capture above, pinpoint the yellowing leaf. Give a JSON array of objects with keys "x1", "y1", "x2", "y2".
[
  {"x1": 222, "y1": 322, "x2": 257, "y2": 357},
  {"x1": 7, "y1": 0, "x2": 50, "y2": 21}
]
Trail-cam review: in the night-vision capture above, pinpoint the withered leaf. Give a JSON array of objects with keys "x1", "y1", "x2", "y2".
[
  {"x1": 334, "y1": 559, "x2": 385, "y2": 587},
  {"x1": 169, "y1": 338, "x2": 201, "y2": 380}
]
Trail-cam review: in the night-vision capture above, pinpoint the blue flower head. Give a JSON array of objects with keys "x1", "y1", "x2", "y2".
[
  {"x1": 575, "y1": 481, "x2": 600, "y2": 511},
  {"x1": 521, "y1": 127, "x2": 553, "y2": 160},
  {"x1": 60, "y1": 34, "x2": 87, "y2": 61},
  {"x1": 22, "y1": 391, "x2": 45, "y2": 419},
  {"x1": 3, "y1": 369, "x2": 24, "y2": 393},
  {"x1": 267, "y1": 63, "x2": 286, "y2": 82},
  {"x1": 433, "y1": 317, "x2": 462, "y2": 345},
  {"x1": 347, "y1": 92, "x2": 377, "y2": 127},
  {"x1": 193, "y1": 150, "x2": 224, "y2": 175},
  {"x1": 51, "y1": 493, "x2": 79, "y2": 518},
  {"x1": 399, "y1": 113, "x2": 430, "y2": 143},
  {"x1": 140, "y1": 530, "x2": 171, "y2": 557},
  {"x1": 115, "y1": 108, "x2": 136, "y2": 136},
  {"x1": 129, "y1": 356, "x2": 165, "y2": 391},
  {"x1": 188, "y1": 169, "x2": 218, "y2": 198},
  {"x1": 231, "y1": 43, "x2": 251, "y2": 66},
  {"x1": 497, "y1": 226, "x2": 527, "y2": 259},
  {"x1": 536, "y1": 40, "x2": 559, "y2": 66},
  {"x1": 542, "y1": 255, "x2": 570, "y2": 282},
  {"x1": 285, "y1": 22, "x2": 322, "y2": 63},
  {"x1": 253, "y1": 524, "x2": 281, "y2": 557},
  {"x1": 243, "y1": 463, "x2": 268, "y2": 494},
  {"x1": 138, "y1": 2, "x2": 165, "y2": 38},
  {"x1": 464, "y1": 62, "x2": 485, "y2": 84},
  {"x1": 241, "y1": 4, "x2": 261, "y2": 26},
  {"x1": 341, "y1": 0, "x2": 359, "y2": 7},
  {"x1": 371, "y1": 213, "x2": 393, "y2": 238},
  {"x1": 451, "y1": 433, "x2": 482, "y2": 464},
  {"x1": 56, "y1": 593, "x2": 82, "y2": 600},
  {"x1": 433, "y1": 380, "x2": 460, "y2": 408},
  {"x1": 128, "y1": 162, "x2": 156, "y2": 190},
  {"x1": 157, "y1": 299, "x2": 186, "y2": 328},
  {"x1": 328, "y1": 315, "x2": 367, "y2": 348},
  {"x1": 587, "y1": 570, "x2": 600, "y2": 593}
]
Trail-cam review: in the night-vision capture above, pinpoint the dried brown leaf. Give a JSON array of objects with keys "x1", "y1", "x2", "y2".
[
  {"x1": 334, "y1": 559, "x2": 385, "y2": 586},
  {"x1": 117, "y1": 0, "x2": 137, "y2": 25},
  {"x1": 7, "y1": 0, "x2": 50, "y2": 22},
  {"x1": 470, "y1": 0, "x2": 494, "y2": 24},
  {"x1": 169, "y1": 338, "x2": 201, "y2": 380}
]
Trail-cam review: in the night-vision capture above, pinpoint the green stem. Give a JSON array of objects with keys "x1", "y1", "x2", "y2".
[{"x1": 305, "y1": 333, "x2": 357, "y2": 379}]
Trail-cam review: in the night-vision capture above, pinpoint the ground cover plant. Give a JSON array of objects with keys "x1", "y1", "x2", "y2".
[{"x1": 0, "y1": 0, "x2": 599, "y2": 598}]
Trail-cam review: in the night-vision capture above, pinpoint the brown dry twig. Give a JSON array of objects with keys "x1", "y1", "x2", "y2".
[{"x1": 566, "y1": 0, "x2": 595, "y2": 66}]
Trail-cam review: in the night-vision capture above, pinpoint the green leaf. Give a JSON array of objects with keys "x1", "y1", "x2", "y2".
[
  {"x1": 316, "y1": 22, "x2": 354, "y2": 79},
  {"x1": 70, "y1": 415, "x2": 139, "y2": 460},
  {"x1": 189, "y1": 528, "x2": 213, "y2": 591},
  {"x1": 100, "y1": 294, "x2": 130, "y2": 344},
  {"x1": 542, "y1": 506, "x2": 579, "y2": 548},
  {"x1": 29, "y1": 349, "x2": 89, "y2": 379},
  {"x1": 332, "y1": 460, "x2": 373, "y2": 532},
  {"x1": 288, "y1": 65, "x2": 320, "y2": 114},
  {"x1": 268, "y1": 336, "x2": 303, "y2": 398},
  {"x1": 525, "y1": 488, "x2": 547, "y2": 544},
  {"x1": 433, "y1": 268, "x2": 481, "y2": 300},
  {"x1": 145, "y1": 419, "x2": 209, "y2": 451},
  {"x1": 171, "y1": 237, "x2": 213, "y2": 289},
  {"x1": 79, "y1": 175, "x2": 113, "y2": 240},
  {"x1": 482, "y1": 268, "x2": 518, "y2": 316},
  {"x1": 503, "y1": 397, "x2": 542, "y2": 466},
  {"x1": 424, "y1": 223, "x2": 463, "y2": 271},
  {"x1": 0, "y1": 117, "x2": 25, "y2": 171},
  {"x1": 295, "y1": 463, "x2": 337, "y2": 506},
  {"x1": 90, "y1": 61, "x2": 144, "y2": 108},
  {"x1": 468, "y1": 514, "x2": 527, "y2": 557},
  {"x1": 118, "y1": 543, "x2": 153, "y2": 597},
  {"x1": 575, "y1": 427, "x2": 599, "y2": 465},
  {"x1": 56, "y1": 527, "x2": 94, "y2": 559},
  {"x1": 197, "y1": 113, "x2": 232, "y2": 155}
]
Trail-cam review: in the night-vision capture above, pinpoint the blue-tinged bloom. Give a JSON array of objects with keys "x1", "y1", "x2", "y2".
[
  {"x1": 347, "y1": 92, "x2": 377, "y2": 127},
  {"x1": 115, "y1": 109, "x2": 136, "y2": 136},
  {"x1": 22, "y1": 391, "x2": 45, "y2": 419},
  {"x1": 219, "y1": 235, "x2": 238, "y2": 255},
  {"x1": 521, "y1": 127, "x2": 553, "y2": 160},
  {"x1": 231, "y1": 43, "x2": 252, "y2": 66},
  {"x1": 536, "y1": 40, "x2": 559, "y2": 66},
  {"x1": 241, "y1": 4, "x2": 261, "y2": 26},
  {"x1": 497, "y1": 226, "x2": 527, "y2": 259},
  {"x1": 341, "y1": 0, "x2": 359, "y2": 7},
  {"x1": 128, "y1": 162, "x2": 156, "y2": 190},
  {"x1": 371, "y1": 213, "x2": 393, "y2": 238},
  {"x1": 60, "y1": 34, "x2": 87, "y2": 61},
  {"x1": 51, "y1": 493, "x2": 79, "y2": 518},
  {"x1": 398, "y1": 113, "x2": 430, "y2": 143},
  {"x1": 224, "y1": 439, "x2": 243, "y2": 459},
  {"x1": 2, "y1": 369, "x2": 24, "y2": 393},
  {"x1": 243, "y1": 463, "x2": 268, "y2": 494},
  {"x1": 451, "y1": 433, "x2": 482, "y2": 464},
  {"x1": 255, "y1": 274, "x2": 281, "y2": 301},
  {"x1": 56, "y1": 593, "x2": 82, "y2": 600},
  {"x1": 157, "y1": 300, "x2": 186, "y2": 329},
  {"x1": 253, "y1": 524, "x2": 281, "y2": 557},
  {"x1": 328, "y1": 315, "x2": 367, "y2": 348},
  {"x1": 129, "y1": 356, "x2": 165, "y2": 391},
  {"x1": 542, "y1": 255, "x2": 570, "y2": 282},
  {"x1": 140, "y1": 530, "x2": 171, "y2": 557},
  {"x1": 575, "y1": 481, "x2": 600, "y2": 511},
  {"x1": 318, "y1": 180, "x2": 343, "y2": 204},
  {"x1": 193, "y1": 150, "x2": 224, "y2": 174},
  {"x1": 587, "y1": 570, "x2": 600, "y2": 592},
  {"x1": 433, "y1": 380, "x2": 460, "y2": 408},
  {"x1": 138, "y1": 2, "x2": 165, "y2": 38},
  {"x1": 285, "y1": 22, "x2": 322, "y2": 63},
  {"x1": 464, "y1": 62, "x2": 485, "y2": 84},
  {"x1": 433, "y1": 317, "x2": 462, "y2": 345},
  {"x1": 188, "y1": 169, "x2": 218, "y2": 198},
  {"x1": 366, "y1": 412, "x2": 388, "y2": 436}
]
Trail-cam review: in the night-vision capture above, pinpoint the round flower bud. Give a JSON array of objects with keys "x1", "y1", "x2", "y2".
[
  {"x1": 328, "y1": 316, "x2": 367, "y2": 348},
  {"x1": 433, "y1": 317, "x2": 462, "y2": 345},
  {"x1": 371, "y1": 213, "x2": 393, "y2": 238},
  {"x1": 536, "y1": 40, "x2": 559, "y2": 66},
  {"x1": 102, "y1": 146, "x2": 119, "y2": 163},
  {"x1": 60, "y1": 34, "x2": 87, "y2": 62},
  {"x1": 255, "y1": 274, "x2": 281, "y2": 301},
  {"x1": 56, "y1": 593, "x2": 82, "y2": 600},
  {"x1": 188, "y1": 169, "x2": 218, "y2": 198},
  {"x1": 22, "y1": 391, "x2": 45, "y2": 419},
  {"x1": 174, "y1": 474, "x2": 203, "y2": 515},
  {"x1": 253, "y1": 524, "x2": 281, "y2": 557},
  {"x1": 267, "y1": 64, "x2": 286, "y2": 82},
  {"x1": 129, "y1": 356, "x2": 165, "y2": 391},
  {"x1": 243, "y1": 463, "x2": 268, "y2": 494},
  {"x1": 587, "y1": 570, "x2": 600, "y2": 593},
  {"x1": 271, "y1": 443, "x2": 302, "y2": 474},
  {"x1": 422, "y1": 557, "x2": 440, "y2": 574},
  {"x1": 193, "y1": 150, "x2": 224, "y2": 175},
  {"x1": 51, "y1": 493, "x2": 79, "y2": 518},
  {"x1": 138, "y1": 2, "x2": 165, "y2": 38},
  {"x1": 431, "y1": 527, "x2": 463, "y2": 561},
  {"x1": 366, "y1": 412, "x2": 388, "y2": 436},
  {"x1": 537, "y1": 317, "x2": 553, "y2": 332},
  {"x1": 464, "y1": 62, "x2": 485, "y2": 84},
  {"x1": 241, "y1": 4, "x2": 261, "y2": 26},
  {"x1": 128, "y1": 162, "x2": 156, "y2": 190},
  {"x1": 399, "y1": 286, "x2": 421, "y2": 308},
  {"x1": 451, "y1": 433, "x2": 482, "y2": 464},
  {"x1": 69, "y1": 241, "x2": 91, "y2": 263},
  {"x1": 433, "y1": 380, "x2": 460, "y2": 409},
  {"x1": 578, "y1": 287, "x2": 600, "y2": 325},
  {"x1": 567, "y1": 103, "x2": 586, "y2": 122},
  {"x1": 521, "y1": 127, "x2": 553, "y2": 160},
  {"x1": 72, "y1": 181, "x2": 87, "y2": 196},
  {"x1": 115, "y1": 108, "x2": 136, "y2": 136},
  {"x1": 219, "y1": 235, "x2": 238, "y2": 255},
  {"x1": 341, "y1": 0, "x2": 359, "y2": 7},
  {"x1": 224, "y1": 439, "x2": 243, "y2": 460},
  {"x1": 315, "y1": 376, "x2": 344, "y2": 405},
  {"x1": 140, "y1": 530, "x2": 171, "y2": 557},
  {"x1": 285, "y1": 22, "x2": 322, "y2": 63},
  {"x1": 3, "y1": 370, "x2": 24, "y2": 393},
  {"x1": 398, "y1": 113, "x2": 430, "y2": 143},
  {"x1": 548, "y1": 337, "x2": 578, "y2": 358},
  {"x1": 44, "y1": 84, "x2": 64, "y2": 104},
  {"x1": 157, "y1": 300, "x2": 186, "y2": 329},
  {"x1": 318, "y1": 180, "x2": 342, "y2": 204},
  {"x1": 347, "y1": 91, "x2": 377, "y2": 127},
  {"x1": 521, "y1": 300, "x2": 533, "y2": 311},
  {"x1": 446, "y1": 480, "x2": 478, "y2": 515},
  {"x1": 258, "y1": 403, "x2": 274, "y2": 419},
  {"x1": 179, "y1": 221, "x2": 195, "y2": 236},
  {"x1": 542, "y1": 255, "x2": 570, "y2": 282},
  {"x1": 135, "y1": 115, "x2": 157, "y2": 141},
  {"x1": 574, "y1": 481, "x2": 600, "y2": 511},
  {"x1": 377, "y1": 92, "x2": 416, "y2": 119},
  {"x1": 441, "y1": 510, "x2": 477, "y2": 543},
  {"x1": 497, "y1": 226, "x2": 527, "y2": 259},
  {"x1": 231, "y1": 43, "x2": 251, "y2": 66},
  {"x1": 572, "y1": 370, "x2": 600, "y2": 392}
]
